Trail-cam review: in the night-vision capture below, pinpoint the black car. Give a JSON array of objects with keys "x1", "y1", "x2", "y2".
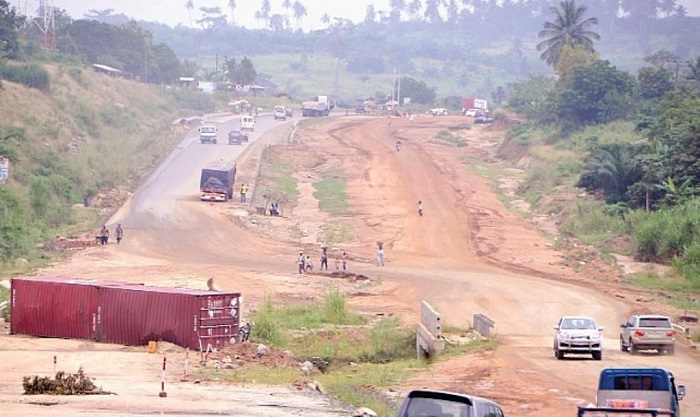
[{"x1": 228, "y1": 130, "x2": 248, "y2": 145}]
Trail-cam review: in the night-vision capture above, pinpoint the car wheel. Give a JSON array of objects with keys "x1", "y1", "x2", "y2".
[
  {"x1": 619, "y1": 337, "x2": 628, "y2": 352},
  {"x1": 629, "y1": 339, "x2": 638, "y2": 355},
  {"x1": 592, "y1": 351, "x2": 602, "y2": 361},
  {"x1": 555, "y1": 349, "x2": 564, "y2": 360},
  {"x1": 666, "y1": 346, "x2": 675, "y2": 355}
]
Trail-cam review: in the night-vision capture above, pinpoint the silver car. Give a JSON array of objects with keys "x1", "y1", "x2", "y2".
[
  {"x1": 620, "y1": 314, "x2": 675, "y2": 355},
  {"x1": 553, "y1": 316, "x2": 604, "y2": 360}
]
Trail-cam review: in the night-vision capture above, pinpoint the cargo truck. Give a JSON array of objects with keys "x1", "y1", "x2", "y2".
[
  {"x1": 199, "y1": 125, "x2": 218, "y2": 144},
  {"x1": 302, "y1": 95, "x2": 335, "y2": 117},
  {"x1": 462, "y1": 98, "x2": 488, "y2": 115},
  {"x1": 199, "y1": 161, "x2": 236, "y2": 202},
  {"x1": 577, "y1": 368, "x2": 686, "y2": 417}
]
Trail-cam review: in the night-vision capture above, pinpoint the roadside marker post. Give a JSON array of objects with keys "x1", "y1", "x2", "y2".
[{"x1": 159, "y1": 357, "x2": 167, "y2": 397}]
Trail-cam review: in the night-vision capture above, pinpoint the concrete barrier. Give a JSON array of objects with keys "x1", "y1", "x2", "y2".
[{"x1": 416, "y1": 301, "x2": 444, "y2": 359}]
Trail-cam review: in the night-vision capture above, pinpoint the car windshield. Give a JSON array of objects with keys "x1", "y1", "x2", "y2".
[{"x1": 561, "y1": 318, "x2": 595, "y2": 330}]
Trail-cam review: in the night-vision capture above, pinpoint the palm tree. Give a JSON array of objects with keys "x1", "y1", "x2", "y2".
[
  {"x1": 321, "y1": 13, "x2": 331, "y2": 28},
  {"x1": 227, "y1": 0, "x2": 236, "y2": 24},
  {"x1": 185, "y1": 0, "x2": 194, "y2": 28},
  {"x1": 536, "y1": 0, "x2": 600, "y2": 67},
  {"x1": 292, "y1": 1, "x2": 307, "y2": 31}
]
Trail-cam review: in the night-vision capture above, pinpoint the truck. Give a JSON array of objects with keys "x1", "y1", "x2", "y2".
[
  {"x1": 199, "y1": 161, "x2": 236, "y2": 202},
  {"x1": 462, "y1": 98, "x2": 488, "y2": 115},
  {"x1": 199, "y1": 125, "x2": 218, "y2": 144},
  {"x1": 577, "y1": 368, "x2": 686, "y2": 417},
  {"x1": 301, "y1": 95, "x2": 335, "y2": 117}
]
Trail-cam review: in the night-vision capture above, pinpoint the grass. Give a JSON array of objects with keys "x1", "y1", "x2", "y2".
[
  {"x1": 202, "y1": 291, "x2": 497, "y2": 417},
  {"x1": 320, "y1": 220, "x2": 355, "y2": 244},
  {"x1": 432, "y1": 130, "x2": 467, "y2": 147},
  {"x1": 313, "y1": 168, "x2": 349, "y2": 215}
]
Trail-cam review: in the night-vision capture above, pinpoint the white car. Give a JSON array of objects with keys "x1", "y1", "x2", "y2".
[
  {"x1": 427, "y1": 108, "x2": 447, "y2": 116},
  {"x1": 465, "y1": 108, "x2": 481, "y2": 117},
  {"x1": 553, "y1": 316, "x2": 604, "y2": 360}
]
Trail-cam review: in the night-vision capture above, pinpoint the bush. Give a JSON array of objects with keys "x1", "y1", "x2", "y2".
[{"x1": 0, "y1": 63, "x2": 50, "y2": 90}]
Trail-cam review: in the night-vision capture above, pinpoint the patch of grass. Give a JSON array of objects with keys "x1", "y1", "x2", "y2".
[
  {"x1": 447, "y1": 122, "x2": 472, "y2": 131},
  {"x1": 313, "y1": 168, "x2": 349, "y2": 215},
  {"x1": 432, "y1": 130, "x2": 467, "y2": 147},
  {"x1": 559, "y1": 199, "x2": 630, "y2": 250},
  {"x1": 197, "y1": 366, "x2": 301, "y2": 385},
  {"x1": 320, "y1": 220, "x2": 355, "y2": 244}
]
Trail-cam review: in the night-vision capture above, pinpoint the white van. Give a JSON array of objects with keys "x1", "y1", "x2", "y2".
[
  {"x1": 274, "y1": 106, "x2": 287, "y2": 121},
  {"x1": 240, "y1": 115, "x2": 255, "y2": 131}
]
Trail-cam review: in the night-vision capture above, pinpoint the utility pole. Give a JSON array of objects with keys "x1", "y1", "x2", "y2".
[{"x1": 397, "y1": 67, "x2": 401, "y2": 109}]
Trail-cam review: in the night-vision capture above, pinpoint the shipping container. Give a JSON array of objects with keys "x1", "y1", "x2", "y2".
[{"x1": 10, "y1": 277, "x2": 241, "y2": 351}]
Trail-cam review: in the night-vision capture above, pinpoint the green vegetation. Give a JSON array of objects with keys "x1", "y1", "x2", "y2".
[
  {"x1": 320, "y1": 220, "x2": 355, "y2": 244},
  {"x1": 203, "y1": 291, "x2": 495, "y2": 416},
  {"x1": 433, "y1": 130, "x2": 467, "y2": 147},
  {"x1": 0, "y1": 63, "x2": 50, "y2": 90},
  {"x1": 0, "y1": 64, "x2": 215, "y2": 271},
  {"x1": 313, "y1": 168, "x2": 349, "y2": 215}
]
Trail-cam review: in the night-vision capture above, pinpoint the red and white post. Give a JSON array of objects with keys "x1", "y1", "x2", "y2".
[{"x1": 159, "y1": 357, "x2": 167, "y2": 397}]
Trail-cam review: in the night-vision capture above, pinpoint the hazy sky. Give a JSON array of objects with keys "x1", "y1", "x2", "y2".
[{"x1": 40, "y1": 0, "x2": 700, "y2": 30}]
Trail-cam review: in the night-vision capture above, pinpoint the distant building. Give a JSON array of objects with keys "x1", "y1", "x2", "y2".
[
  {"x1": 197, "y1": 81, "x2": 215, "y2": 94},
  {"x1": 179, "y1": 76, "x2": 197, "y2": 90}
]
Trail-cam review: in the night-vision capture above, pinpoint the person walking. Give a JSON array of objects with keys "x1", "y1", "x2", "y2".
[
  {"x1": 99, "y1": 225, "x2": 109, "y2": 245},
  {"x1": 305, "y1": 256, "x2": 314, "y2": 272},
  {"x1": 396, "y1": 140, "x2": 401, "y2": 152},
  {"x1": 320, "y1": 247, "x2": 328, "y2": 271},
  {"x1": 297, "y1": 252, "x2": 306, "y2": 274},
  {"x1": 115, "y1": 224, "x2": 124, "y2": 244},
  {"x1": 377, "y1": 246, "x2": 384, "y2": 266},
  {"x1": 418, "y1": 200, "x2": 423, "y2": 217},
  {"x1": 342, "y1": 251, "x2": 348, "y2": 271}
]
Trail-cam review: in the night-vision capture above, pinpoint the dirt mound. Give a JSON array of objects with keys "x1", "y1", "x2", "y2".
[{"x1": 208, "y1": 342, "x2": 300, "y2": 368}]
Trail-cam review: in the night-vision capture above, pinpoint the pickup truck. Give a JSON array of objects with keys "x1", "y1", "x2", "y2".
[
  {"x1": 577, "y1": 368, "x2": 686, "y2": 417},
  {"x1": 620, "y1": 314, "x2": 676, "y2": 355}
]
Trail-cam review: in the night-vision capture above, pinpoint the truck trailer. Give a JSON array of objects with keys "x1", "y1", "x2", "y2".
[
  {"x1": 462, "y1": 98, "x2": 488, "y2": 115},
  {"x1": 200, "y1": 161, "x2": 236, "y2": 202},
  {"x1": 301, "y1": 95, "x2": 335, "y2": 117}
]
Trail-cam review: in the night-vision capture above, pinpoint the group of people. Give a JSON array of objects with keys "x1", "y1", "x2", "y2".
[
  {"x1": 269, "y1": 202, "x2": 280, "y2": 216},
  {"x1": 98, "y1": 224, "x2": 123, "y2": 245},
  {"x1": 297, "y1": 247, "x2": 348, "y2": 274}
]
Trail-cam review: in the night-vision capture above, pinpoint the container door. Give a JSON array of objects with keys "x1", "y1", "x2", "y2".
[{"x1": 198, "y1": 294, "x2": 241, "y2": 351}]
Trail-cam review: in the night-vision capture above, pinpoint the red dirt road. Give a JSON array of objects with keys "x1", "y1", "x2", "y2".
[{"x1": 1, "y1": 113, "x2": 698, "y2": 416}]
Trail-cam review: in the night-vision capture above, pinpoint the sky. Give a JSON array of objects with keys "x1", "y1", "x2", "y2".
[{"x1": 26, "y1": 0, "x2": 700, "y2": 30}]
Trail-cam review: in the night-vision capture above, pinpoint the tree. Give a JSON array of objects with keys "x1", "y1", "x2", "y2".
[
  {"x1": 555, "y1": 44, "x2": 597, "y2": 89},
  {"x1": 0, "y1": 0, "x2": 25, "y2": 59},
  {"x1": 292, "y1": 1, "x2": 307, "y2": 30},
  {"x1": 364, "y1": 4, "x2": 376, "y2": 24},
  {"x1": 557, "y1": 60, "x2": 636, "y2": 126},
  {"x1": 185, "y1": 1, "x2": 194, "y2": 27},
  {"x1": 638, "y1": 66, "x2": 673, "y2": 99},
  {"x1": 423, "y1": 0, "x2": 441, "y2": 23},
  {"x1": 505, "y1": 75, "x2": 556, "y2": 121},
  {"x1": 577, "y1": 143, "x2": 645, "y2": 203},
  {"x1": 228, "y1": 0, "x2": 236, "y2": 24},
  {"x1": 389, "y1": 0, "x2": 406, "y2": 22},
  {"x1": 537, "y1": 0, "x2": 600, "y2": 68},
  {"x1": 396, "y1": 76, "x2": 436, "y2": 104}
]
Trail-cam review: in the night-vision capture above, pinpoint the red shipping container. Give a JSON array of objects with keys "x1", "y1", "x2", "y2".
[
  {"x1": 10, "y1": 277, "x2": 101, "y2": 340},
  {"x1": 97, "y1": 284, "x2": 241, "y2": 350},
  {"x1": 10, "y1": 277, "x2": 241, "y2": 351}
]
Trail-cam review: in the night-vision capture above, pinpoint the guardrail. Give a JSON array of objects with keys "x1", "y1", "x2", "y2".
[
  {"x1": 0, "y1": 301, "x2": 7, "y2": 315},
  {"x1": 473, "y1": 313, "x2": 495, "y2": 338},
  {"x1": 416, "y1": 301, "x2": 444, "y2": 359}
]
